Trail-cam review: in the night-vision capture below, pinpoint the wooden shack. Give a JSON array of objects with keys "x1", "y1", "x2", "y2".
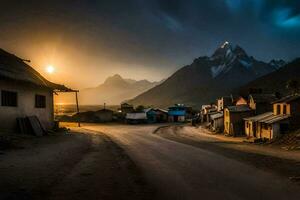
[
  {"x1": 224, "y1": 105, "x2": 253, "y2": 136},
  {"x1": 210, "y1": 112, "x2": 224, "y2": 132}
]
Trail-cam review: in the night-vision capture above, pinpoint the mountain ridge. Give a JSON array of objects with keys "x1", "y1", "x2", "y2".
[
  {"x1": 128, "y1": 42, "x2": 285, "y2": 108},
  {"x1": 78, "y1": 74, "x2": 163, "y2": 105}
]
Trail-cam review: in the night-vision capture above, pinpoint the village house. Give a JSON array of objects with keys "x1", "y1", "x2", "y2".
[
  {"x1": 153, "y1": 108, "x2": 168, "y2": 123},
  {"x1": 272, "y1": 95, "x2": 300, "y2": 129},
  {"x1": 224, "y1": 105, "x2": 253, "y2": 136},
  {"x1": 0, "y1": 48, "x2": 75, "y2": 134},
  {"x1": 144, "y1": 108, "x2": 157, "y2": 123},
  {"x1": 94, "y1": 109, "x2": 114, "y2": 122},
  {"x1": 210, "y1": 112, "x2": 224, "y2": 132},
  {"x1": 244, "y1": 112, "x2": 290, "y2": 140},
  {"x1": 248, "y1": 94, "x2": 278, "y2": 114},
  {"x1": 201, "y1": 105, "x2": 217, "y2": 123},
  {"x1": 244, "y1": 95, "x2": 300, "y2": 140},
  {"x1": 168, "y1": 104, "x2": 187, "y2": 122}
]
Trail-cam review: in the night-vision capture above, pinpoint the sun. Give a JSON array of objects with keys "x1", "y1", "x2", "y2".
[{"x1": 46, "y1": 65, "x2": 55, "y2": 74}]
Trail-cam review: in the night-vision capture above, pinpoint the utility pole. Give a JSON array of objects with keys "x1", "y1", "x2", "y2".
[{"x1": 75, "y1": 91, "x2": 81, "y2": 127}]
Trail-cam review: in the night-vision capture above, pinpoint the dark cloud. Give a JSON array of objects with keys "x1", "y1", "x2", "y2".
[{"x1": 0, "y1": 0, "x2": 300, "y2": 86}]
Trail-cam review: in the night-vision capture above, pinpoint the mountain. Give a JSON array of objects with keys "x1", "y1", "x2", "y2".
[
  {"x1": 128, "y1": 42, "x2": 282, "y2": 108},
  {"x1": 78, "y1": 74, "x2": 162, "y2": 105},
  {"x1": 239, "y1": 58, "x2": 300, "y2": 96}
]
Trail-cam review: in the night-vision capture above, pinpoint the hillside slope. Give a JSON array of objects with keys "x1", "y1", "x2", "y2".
[
  {"x1": 78, "y1": 74, "x2": 161, "y2": 105},
  {"x1": 239, "y1": 58, "x2": 300, "y2": 96},
  {"x1": 128, "y1": 42, "x2": 283, "y2": 108}
]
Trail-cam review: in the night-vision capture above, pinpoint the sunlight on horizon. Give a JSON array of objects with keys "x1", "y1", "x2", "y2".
[{"x1": 46, "y1": 65, "x2": 55, "y2": 74}]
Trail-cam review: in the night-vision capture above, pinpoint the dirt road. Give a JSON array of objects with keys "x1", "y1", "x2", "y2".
[
  {"x1": 0, "y1": 130, "x2": 155, "y2": 200},
  {"x1": 83, "y1": 124, "x2": 300, "y2": 200}
]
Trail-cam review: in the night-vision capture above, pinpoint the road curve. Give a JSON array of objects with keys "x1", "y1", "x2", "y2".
[{"x1": 82, "y1": 124, "x2": 300, "y2": 200}]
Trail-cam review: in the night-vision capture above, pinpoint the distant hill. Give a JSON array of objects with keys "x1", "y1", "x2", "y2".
[
  {"x1": 128, "y1": 42, "x2": 284, "y2": 108},
  {"x1": 78, "y1": 74, "x2": 162, "y2": 105},
  {"x1": 239, "y1": 58, "x2": 300, "y2": 96}
]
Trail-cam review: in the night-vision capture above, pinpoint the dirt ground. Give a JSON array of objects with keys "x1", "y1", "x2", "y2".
[
  {"x1": 0, "y1": 130, "x2": 156, "y2": 200},
  {"x1": 154, "y1": 125, "x2": 300, "y2": 183}
]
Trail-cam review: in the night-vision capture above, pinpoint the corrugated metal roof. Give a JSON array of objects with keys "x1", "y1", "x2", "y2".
[
  {"x1": 0, "y1": 48, "x2": 73, "y2": 91},
  {"x1": 227, "y1": 105, "x2": 251, "y2": 112},
  {"x1": 244, "y1": 112, "x2": 273, "y2": 121},
  {"x1": 258, "y1": 114, "x2": 290, "y2": 124}
]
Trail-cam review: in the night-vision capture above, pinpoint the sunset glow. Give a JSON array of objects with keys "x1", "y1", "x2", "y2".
[{"x1": 46, "y1": 65, "x2": 55, "y2": 74}]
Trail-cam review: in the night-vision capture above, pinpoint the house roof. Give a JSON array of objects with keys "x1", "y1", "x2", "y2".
[
  {"x1": 95, "y1": 109, "x2": 114, "y2": 113},
  {"x1": 227, "y1": 105, "x2": 251, "y2": 112},
  {"x1": 272, "y1": 95, "x2": 300, "y2": 104},
  {"x1": 249, "y1": 94, "x2": 278, "y2": 104},
  {"x1": 244, "y1": 112, "x2": 273, "y2": 122},
  {"x1": 258, "y1": 114, "x2": 290, "y2": 124},
  {"x1": 143, "y1": 108, "x2": 154, "y2": 113},
  {"x1": 0, "y1": 48, "x2": 74, "y2": 92},
  {"x1": 210, "y1": 112, "x2": 224, "y2": 120},
  {"x1": 155, "y1": 108, "x2": 168, "y2": 113}
]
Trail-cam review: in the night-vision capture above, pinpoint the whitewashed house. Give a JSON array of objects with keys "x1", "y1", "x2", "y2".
[{"x1": 0, "y1": 48, "x2": 75, "y2": 133}]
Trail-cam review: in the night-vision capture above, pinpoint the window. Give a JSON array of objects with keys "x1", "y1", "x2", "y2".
[
  {"x1": 35, "y1": 95, "x2": 46, "y2": 108},
  {"x1": 277, "y1": 105, "x2": 281, "y2": 115},
  {"x1": 283, "y1": 105, "x2": 287, "y2": 115},
  {"x1": 1, "y1": 90, "x2": 17, "y2": 107}
]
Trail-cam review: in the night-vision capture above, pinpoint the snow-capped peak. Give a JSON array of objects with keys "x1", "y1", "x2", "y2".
[
  {"x1": 210, "y1": 42, "x2": 254, "y2": 78},
  {"x1": 221, "y1": 41, "x2": 230, "y2": 48}
]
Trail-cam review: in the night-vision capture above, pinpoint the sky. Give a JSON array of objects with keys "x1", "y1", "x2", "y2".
[{"x1": 1, "y1": 0, "x2": 300, "y2": 89}]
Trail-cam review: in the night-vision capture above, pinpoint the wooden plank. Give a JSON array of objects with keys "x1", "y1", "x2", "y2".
[{"x1": 27, "y1": 116, "x2": 44, "y2": 136}]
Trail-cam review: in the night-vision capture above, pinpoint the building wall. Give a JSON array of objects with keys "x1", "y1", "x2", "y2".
[
  {"x1": 245, "y1": 121, "x2": 253, "y2": 137},
  {"x1": 260, "y1": 124, "x2": 272, "y2": 139},
  {"x1": 224, "y1": 109, "x2": 253, "y2": 136},
  {"x1": 95, "y1": 111, "x2": 113, "y2": 122},
  {"x1": 249, "y1": 98, "x2": 256, "y2": 110},
  {"x1": 212, "y1": 117, "x2": 224, "y2": 132},
  {"x1": 273, "y1": 103, "x2": 290, "y2": 115},
  {"x1": 257, "y1": 122, "x2": 284, "y2": 140},
  {"x1": 0, "y1": 80, "x2": 54, "y2": 133},
  {"x1": 272, "y1": 123, "x2": 280, "y2": 139}
]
